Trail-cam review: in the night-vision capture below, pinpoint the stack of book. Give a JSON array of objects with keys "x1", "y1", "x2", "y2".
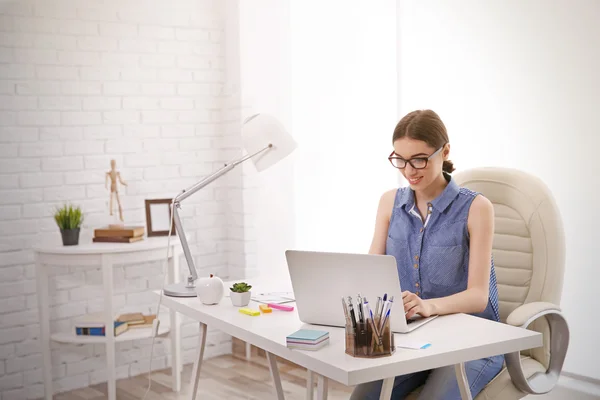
[
  {"x1": 73, "y1": 312, "x2": 158, "y2": 337},
  {"x1": 74, "y1": 312, "x2": 129, "y2": 337},
  {"x1": 116, "y1": 312, "x2": 156, "y2": 329},
  {"x1": 286, "y1": 329, "x2": 330, "y2": 351},
  {"x1": 93, "y1": 225, "x2": 145, "y2": 243}
]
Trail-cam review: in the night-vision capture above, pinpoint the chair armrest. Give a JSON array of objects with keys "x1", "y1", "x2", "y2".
[
  {"x1": 506, "y1": 302, "x2": 561, "y2": 327},
  {"x1": 504, "y1": 301, "x2": 570, "y2": 395}
]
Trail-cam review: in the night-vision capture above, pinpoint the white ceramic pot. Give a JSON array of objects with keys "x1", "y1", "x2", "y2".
[
  {"x1": 195, "y1": 274, "x2": 224, "y2": 305},
  {"x1": 230, "y1": 291, "x2": 251, "y2": 307}
]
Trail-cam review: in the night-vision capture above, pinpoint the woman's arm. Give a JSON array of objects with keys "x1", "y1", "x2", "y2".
[
  {"x1": 426, "y1": 195, "x2": 494, "y2": 315},
  {"x1": 368, "y1": 189, "x2": 396, "y2": 255},
  {"x1": 404, "y1": 195, "x2": 494, "y2": 318}
]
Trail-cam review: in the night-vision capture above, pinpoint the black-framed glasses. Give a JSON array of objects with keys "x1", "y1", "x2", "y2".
[{"x1": 388, "y1": 145, "x2": 444, "y2": 170}]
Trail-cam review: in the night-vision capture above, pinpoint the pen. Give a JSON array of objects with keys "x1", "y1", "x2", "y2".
[
  {"x1": 375, "y1": 296, "x2": 382, "y2": 321},
  {"x1": 347, "y1": 296, "x2": 357, "y2": 328},
  {"x1": 380, "y1": 296, "x2": 394, "y2": 332},
  {"x1": 379, "y1": 294, "x2": 389, "y2": 331},
  {"x1": 357, "y1": 293, "x2": 364, "y2": 324},
  {"x1": 342, "y1": 296, "x2": 351, "y2": 326},
  {"x1": 363, "y1": 297, "x2": 382, "y2": 346}
]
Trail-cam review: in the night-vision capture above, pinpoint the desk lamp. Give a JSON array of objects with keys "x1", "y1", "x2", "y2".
[{"x1": 163, "y1": 114, "x2": 296, "y2": 297}]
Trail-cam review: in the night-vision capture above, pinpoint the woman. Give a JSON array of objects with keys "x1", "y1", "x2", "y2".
[{"x1": 350, "y1": 110, "x2": 503, "y2": 400}]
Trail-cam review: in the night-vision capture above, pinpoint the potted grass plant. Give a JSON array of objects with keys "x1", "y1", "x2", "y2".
[
  {"x1": 229, "y1": 282, "x2": 252, "y2": 307},
  {"x1": 54, "y1": 204, "x2": 83, "y2": 246}
]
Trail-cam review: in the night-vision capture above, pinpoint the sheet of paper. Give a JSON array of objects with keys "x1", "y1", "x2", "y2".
[{"x1": 251, "y1": 292, "x2": 295, "y2": 304}]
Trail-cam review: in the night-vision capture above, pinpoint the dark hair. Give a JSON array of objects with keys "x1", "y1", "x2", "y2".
[{"x1": 392, "y1": 109, "x2": 455, "y2": 174}]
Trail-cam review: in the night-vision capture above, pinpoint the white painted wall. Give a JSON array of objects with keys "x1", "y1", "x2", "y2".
[
  {"x1": 397, "y1": 0, "x2": 600, "y2": 381},
  {"x1": 0, "y1": 0, "x2": 238, "y2": 397},
  {"x1": 236, "y1": 0, "x2": 295, "y2": 284},
  {"x1": 237, "y1": 0, "x2": 400, "y2": 285},
  {"x1": 290, "y1": 1, "x2": 399, "y2": 255}
]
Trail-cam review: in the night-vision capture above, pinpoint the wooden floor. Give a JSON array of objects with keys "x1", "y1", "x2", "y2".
[{"x1": 54, "y1": 353, "x2": 355, "y2": 400}]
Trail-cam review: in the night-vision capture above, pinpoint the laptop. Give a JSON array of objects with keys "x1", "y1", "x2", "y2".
[{"x1": 285, "y1": 250, "x2": 437, "y2": 333}]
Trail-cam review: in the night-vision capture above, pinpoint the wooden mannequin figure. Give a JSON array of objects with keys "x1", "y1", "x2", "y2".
[{"x1": 105, "y1": 159, "x2": 127, "y2": 222}]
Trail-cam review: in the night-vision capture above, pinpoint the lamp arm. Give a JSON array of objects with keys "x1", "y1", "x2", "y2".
[
  {"x1": 174, "y1": 144, "x2": 272, "y2": 203},
  {"x1": 171, "y1": 144, "x2": 272, "y2": 288}
]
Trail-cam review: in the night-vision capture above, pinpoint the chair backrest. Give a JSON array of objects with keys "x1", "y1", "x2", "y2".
[{"x1": 453, "y1": 167, "x2": 565, "y2": 364}]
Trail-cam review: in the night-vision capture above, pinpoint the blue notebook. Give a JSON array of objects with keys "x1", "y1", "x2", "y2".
[{"x1": 286, "y1": 329, "x2": 329, "y2": 341}]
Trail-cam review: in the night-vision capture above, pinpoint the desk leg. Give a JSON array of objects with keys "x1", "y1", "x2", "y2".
[
  {"x1": 35, "y1": 257, "x2": 52, "y2": 400},
  {"x1": 306, "y1": 370, "x2": 314, "y2": 400},
  {"x1": 168, "y1": 251, "x2": 182, "y2": 392},
  {"x1": 102, "y1": 255, "x2": 116, "y2": 400},
  {"x1": 266, "y1": 352, "x2": 285, "y2": 400},
  {"x1": 454, "y1": 363, "x2": 473, "y2": 400},
  {"x1": 190, "y1": 322, "x2": 207, "y2": 400},
  {"x1": 316, "y1": 374, "x2": 328, "y2": 400},
  {"x1": 379, "y1": 377, "x2": 394, "y2": 400},
  {"x1": 246, "y1": 341, "x2": 252, "y2": 360}
]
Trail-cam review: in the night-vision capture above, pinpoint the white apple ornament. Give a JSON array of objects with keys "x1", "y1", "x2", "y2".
[{"x1": 195, "y1": 274, "x2": 224, "y2": 305}]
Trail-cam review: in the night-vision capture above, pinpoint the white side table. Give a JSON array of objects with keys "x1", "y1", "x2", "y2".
[{"x1": 34, "y1": 236, "x2": 183, "y2": 400}]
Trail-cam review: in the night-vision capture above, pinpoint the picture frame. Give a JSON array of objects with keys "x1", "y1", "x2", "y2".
[{"x1": 144, "y1": 199, "x2": 176, "y2": 237}]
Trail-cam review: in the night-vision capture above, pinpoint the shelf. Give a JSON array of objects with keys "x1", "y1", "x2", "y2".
[
  {"x1": 51, "y1": 319, "x2": 171, "y2": 344},
  {"x1": 34, "y1": 236, "x2": 181, "y2": 255}
]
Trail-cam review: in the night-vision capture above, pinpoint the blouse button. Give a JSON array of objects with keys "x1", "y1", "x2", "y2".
[
  {"x1": 419, "y1": 228, "x2": 424, "y2": 233},
  {"x1": 416, "y1": 291, "x2": 420, "y2": 296},
  {"x1": 413, "y1": 263, "x2": 418, "y2": 269},
  {"x1": 414, "y1": 255, "x2": 419, "y2": 260},
  {"x1": 415, "y1": 283, "x2": 419, "y2": 288}
]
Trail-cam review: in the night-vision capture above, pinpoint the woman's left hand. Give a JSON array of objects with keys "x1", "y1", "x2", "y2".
[{"x1": 402, "y1": 291, "x2": 434, "y2": 319}]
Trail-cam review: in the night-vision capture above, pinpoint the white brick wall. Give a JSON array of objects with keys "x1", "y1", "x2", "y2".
[{"x1": 0, "y1": 0, "x2": 242, "y2": 397}]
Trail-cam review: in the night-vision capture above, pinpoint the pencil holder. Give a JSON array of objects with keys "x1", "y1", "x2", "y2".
[{"x1": 345, "y1": 316, "x2": 395, "y2": 358}]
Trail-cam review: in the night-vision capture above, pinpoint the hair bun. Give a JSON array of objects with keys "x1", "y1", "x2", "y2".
[{"x1": 443, "y1": 160, "x2": 455, "y2": 174}]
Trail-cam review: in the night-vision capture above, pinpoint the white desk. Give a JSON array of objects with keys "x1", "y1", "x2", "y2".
[
  {"x1": 153, "y1": 280, "x2": 542, "y2": 400},
  {"x1": 34, "y1": 237, "x2": 183, "y2": 400}
]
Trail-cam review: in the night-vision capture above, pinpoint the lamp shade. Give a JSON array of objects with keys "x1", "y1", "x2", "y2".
[{"x1": 241, "y1": 113, "x2": 297, "y2": 172}]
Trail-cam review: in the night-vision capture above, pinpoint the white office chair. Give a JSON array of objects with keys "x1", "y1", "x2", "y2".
[{"x1": 407, "y1": 167, "x2": 570, "y2": 399}]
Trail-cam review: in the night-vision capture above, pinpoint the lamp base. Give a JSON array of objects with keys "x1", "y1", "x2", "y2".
[{"x1": 163, "y1": 282, "x2": 197, "y2": 297}]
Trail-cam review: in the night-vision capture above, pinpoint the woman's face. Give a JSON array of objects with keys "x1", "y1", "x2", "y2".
[{"x1": 392, "y1": 137, "x2": 448, "y2": 190}]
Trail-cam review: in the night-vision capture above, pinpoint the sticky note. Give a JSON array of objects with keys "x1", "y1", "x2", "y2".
[
  {"x1": 268, "y1": 303, "x2": 294, "y2": 311},
  {"x1": 239, "y1": 307, "x2": 260, "y2": 316},
  {"x1": 259, "y1": 304, "x2": 272, "y2": 313}
]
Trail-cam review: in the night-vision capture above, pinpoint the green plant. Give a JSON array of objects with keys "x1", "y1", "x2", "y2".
[
  {"x1": 54, "y1": 204, "x2": 83, "y2": 230},
  {"x1": 230, "y1": 282, "x2": 252, "y2": 293}
]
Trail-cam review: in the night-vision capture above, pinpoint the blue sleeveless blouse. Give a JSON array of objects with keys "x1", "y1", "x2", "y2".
[{"x1": 385, "y1": 174, "x2": 500, "y2": 322}]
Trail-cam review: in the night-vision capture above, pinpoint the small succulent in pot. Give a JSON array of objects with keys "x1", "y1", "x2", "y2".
[
  {"x1": 229, "y1": 282, "x2": 252, "y2": 307},
  {"x1": 54, "y1": 204, "x2": 83, "y2": 246}
]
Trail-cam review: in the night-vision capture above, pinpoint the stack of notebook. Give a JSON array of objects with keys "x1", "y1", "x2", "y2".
[
  {"x1": 286, "y1": 329, "x2": 330, "y2": 351},
  {"x1": 117, "y1": 312, "x2": 156, "y2": 329},
  {"x1": 73, "y1": 312, "x2": 158, "y2": 337},
  {"x1": 93, "y1": 225, "x2": 145, "y2": 243},
  {"x1": 74, "y1": 312, "x2": 129, "y2": 337}
]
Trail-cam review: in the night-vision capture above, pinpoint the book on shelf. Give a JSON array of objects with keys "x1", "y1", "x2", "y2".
[
  {"x1": 74, "y1": 312, "x2": 129, "y2": 336},
  {"x1": 116, "y1": 312, "x2": 145, "y2": 324},
  {"x1": 93, "y1": 236, "x2": 144, "y2": 243},
  {"x1": 116, "y1": 312, "x2": 156, "y2": 328},
  {"x1": 75, "y1": 321, "x2": 129, "y2": 337},
  {"x1": 128, "y1": 314, "x2": 157, "y2": 329},
  {"x1": 93, "y1": 226, "x2": 145, "y2": 238}
]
